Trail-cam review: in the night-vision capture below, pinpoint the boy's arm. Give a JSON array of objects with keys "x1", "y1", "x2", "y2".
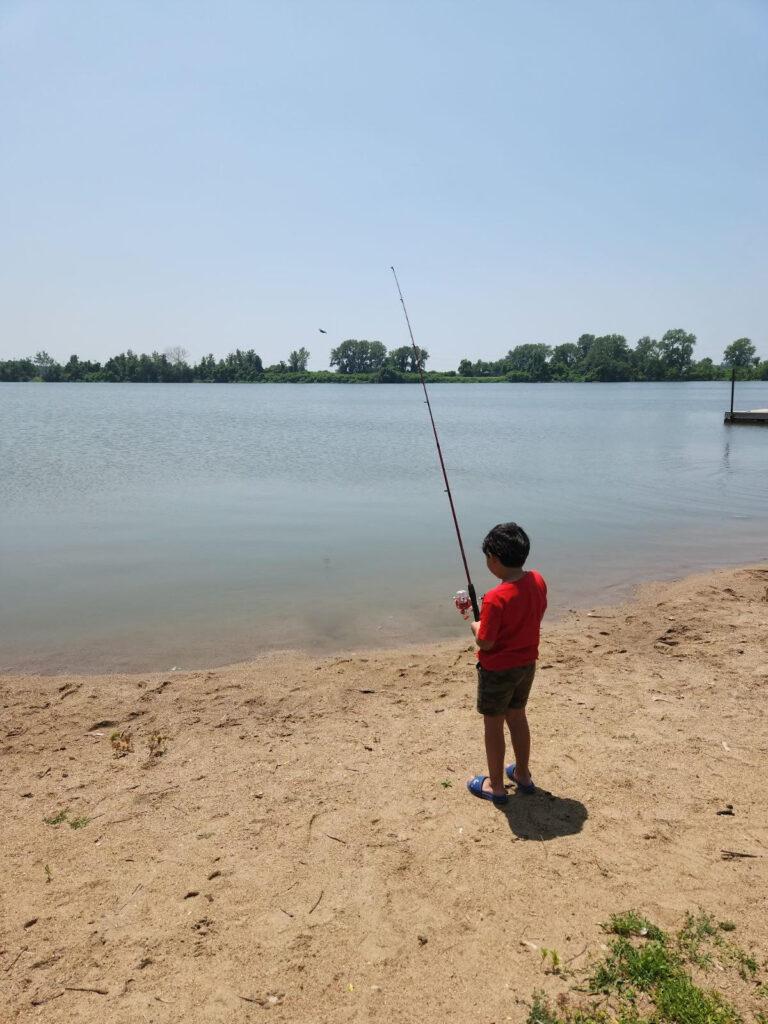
[
  {"x1": 472, "y1": 596, "x2": 500, "y2": 651},
  {"x1": 471, "y1": 620, "x2": 495, "y2": 651}
]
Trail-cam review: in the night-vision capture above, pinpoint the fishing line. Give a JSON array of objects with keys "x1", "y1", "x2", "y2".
[{"x1": 390, "y1": 266, "x2": 480, "y2": 621}]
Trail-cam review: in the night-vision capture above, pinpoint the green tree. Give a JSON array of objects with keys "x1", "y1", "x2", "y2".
[
  {"x1": 63, "y1": 354, "x2": 83, "y2": 380},
  {"x1": 458, "y1": 358, "x2": 473, "y2": 376},
  {"x1": 576, "y1": 334, "x2": 596, "y2": 363},
  {"x1": 582, "y1": 335, "x2": 632, "y2": 381},
  {"x1": 723, "y1": 337, "x2": 757, "y2": 369},
  {"x1": 33, "y1": 350, "x2": 60, "y2": 380},
  {"x1": 631, "y1": 336, "x2": 662, "y2": 380},
  {"x1": 221, "y1": 349, "x2": 264, "y2": 381},
  {"x1": 330, "y1": 339, "x2": 388, "y2": 373},
  {"x1": 690, "y1": 357, "x2": 719, "y2": 381},
  {"x1": 658, "y1": 328, "x2": 696, "y2": 378},
  {"x1": 288, "y1": 347, "x2": 310, "y2": 371},
  {"x1": 195, "y1": 354, "x2": 218, "y2": 381},
  {"x1": 0, "y1": 358, "x2": 36, "y2": 381},
  {"x1": 62, "y1": 354, "x2": 102, "y2": 380},
  {"x1": 505, "y1": 343, "x2": 552, "y2": 380},
  {"x1": 388, "y1": 345, "x2": 428, "y2": 372},
  {"x1": 550, "y1": 343, "x2": 579, "y2": 379}
]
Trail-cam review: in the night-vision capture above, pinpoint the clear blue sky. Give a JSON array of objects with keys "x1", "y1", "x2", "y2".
[{"x1": 2, "y1": 0, "x2": 766, "y2": 369}]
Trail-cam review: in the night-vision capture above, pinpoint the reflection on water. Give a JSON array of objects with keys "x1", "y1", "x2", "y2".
[{"x1": 1, "y1": 381, "x2": 766, "y2": 673}]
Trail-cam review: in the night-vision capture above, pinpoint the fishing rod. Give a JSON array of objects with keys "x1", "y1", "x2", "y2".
[{"x1": 390, "y1": 266, "x2": 480, "y2": 622}]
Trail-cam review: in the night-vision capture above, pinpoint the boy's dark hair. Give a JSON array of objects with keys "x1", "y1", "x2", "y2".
[{"x1": 482, "y1": 522, "x2": 530, "y2": 568}]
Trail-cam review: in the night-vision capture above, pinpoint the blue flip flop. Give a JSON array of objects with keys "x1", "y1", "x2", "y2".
[
  {"x1": 506, "y1": 764, "x2": 536, "y2": 794},
  {"x1": 467, "y1": 774, "x2": 509, "y2": 806}
]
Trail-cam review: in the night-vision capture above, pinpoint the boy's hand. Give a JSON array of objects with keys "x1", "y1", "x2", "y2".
[{"x1": 470, "y1": 621, "x2": 480, "y2": 638}]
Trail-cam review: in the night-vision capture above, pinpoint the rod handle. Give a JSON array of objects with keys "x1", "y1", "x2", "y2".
[{"x1": 468, "y1": 582, "x2": 480, "y2": 622}]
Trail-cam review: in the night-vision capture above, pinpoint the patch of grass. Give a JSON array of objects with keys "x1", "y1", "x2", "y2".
[
  {"x1": 606, "y1": 911, "x2": 667, "y2": 943},
  {"x1": 678, "y1": 911, "x2": 757, "y2": 981},
  {"x1": 591, "y1": 938, "x2": 677, "y2": 994},
  {"x1": 528, "y1": 910, "x2": 762, "y2": 1024},
  {"x1": 440, "y1": 779, "x2": 453, "y2": 788},
  {"x1": 68, "y1": 815, "x2": 90, "y2": 830},
  {"x1": 653, "y1": 973, "x2": 740, "y2": 1024},
  {"x1": 727, "y1": 947, "x2": 757, "y2": 982},
  {"x1": 43, "y1": 808, "x2": 69, "y2": 826},
  {"x1": 677, "y1": 911, "x2": 720, "y2": 968}
]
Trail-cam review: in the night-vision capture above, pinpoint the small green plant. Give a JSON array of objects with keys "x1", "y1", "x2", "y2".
[
  {"x1": 541, "y1": 947, "x2": 563, "y2": 975},
  {"x1": 440, "y1": 779, "x2": 453, "y2": 788},
  {"x1": 69, "y1": 815, "x2": 90, "y2": 830},
  {"x1": 718, "y1": 921, "x2": 737, "y2": 933},
  {"x1": 730, "y1": 947, "x2": 757, "y2": 981},
  {"x1": 43, "y1": 809, "x2": 69, "y2": 826},
  {"x1": 607, "y1": 911, "x2": 666, "y2": 943}
]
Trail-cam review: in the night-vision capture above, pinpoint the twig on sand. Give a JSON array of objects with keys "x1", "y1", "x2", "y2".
[
  {"x1": 565, "y1": 944, "x2": 589, "y2": 964},
  {"x1": 309, "y1": 889, "x2": 324, "y2": 914},
  {"x1": 279, "y1": 907, "x2": 294, "y2": 919},
  {"x1": 31, "y1": 989, "x2": 64, "y2": 1006},
  {"x1": 721, "y1": 849, "x2": 761, "y2": 860},
  {"x1": 65, "y1": 986, "x2": 108, "y2": 995},
  {"x1": 323, "y1": 833, "x2": 347, "y2": 845},
  {"x1": 5, "y1": 947, "x2": 26, "y2": 972},
  {"x1": 117, "y1": 883, "x2": 143, "y2": 912}
]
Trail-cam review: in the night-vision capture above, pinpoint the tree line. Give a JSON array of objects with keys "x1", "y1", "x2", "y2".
[
  {"x1": 1, "y1": 332, "x2": 765, "y2": 383},
  {"x1": 458, "y1": 332, "x2": 766, "y2": 381}
]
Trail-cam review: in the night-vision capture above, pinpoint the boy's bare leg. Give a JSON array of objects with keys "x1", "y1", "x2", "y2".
[
  {"x1": 482, "y1": 714, "x2": 507, "y2": 796},
  {"x1": 505, "y1": 707, "x2": 532, "y2": 785}
]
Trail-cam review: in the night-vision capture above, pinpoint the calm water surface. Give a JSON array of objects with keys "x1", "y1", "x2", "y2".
[{"x1": 1, "y1": 382, "x2": 766, "y2": 672}]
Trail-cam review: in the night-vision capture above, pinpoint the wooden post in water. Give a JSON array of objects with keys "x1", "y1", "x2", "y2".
[{"x1": 730, "y1": 366, "x2": 735, "y2": 417}]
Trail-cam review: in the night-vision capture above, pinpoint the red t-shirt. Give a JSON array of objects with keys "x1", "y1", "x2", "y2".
[{"x1": 476, "y1": 570, "x2": 547, "y2": 670}]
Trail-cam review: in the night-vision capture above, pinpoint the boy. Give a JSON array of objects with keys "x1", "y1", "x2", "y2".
[{"x1": 466, "y1": 522, "x2": 547, "y2": 806}]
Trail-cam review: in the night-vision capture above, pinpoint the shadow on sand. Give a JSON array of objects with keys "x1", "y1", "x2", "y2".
[{"x1": 497, "y1": 787, "x2": 587, "y2": 841}]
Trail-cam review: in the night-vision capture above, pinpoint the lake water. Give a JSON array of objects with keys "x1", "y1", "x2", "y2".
[{"x1": 1, "y1": 381, "x2": 766, "y2": 673}]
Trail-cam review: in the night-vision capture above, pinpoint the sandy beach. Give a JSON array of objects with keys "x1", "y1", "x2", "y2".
[{"x1": 1, "y1": 564, "x2": 767, "y2": 1023}]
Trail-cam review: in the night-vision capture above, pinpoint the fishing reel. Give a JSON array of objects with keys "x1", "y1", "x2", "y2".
[{"x1": 454, "y1": 589, "x2": 473, "y2": 619}]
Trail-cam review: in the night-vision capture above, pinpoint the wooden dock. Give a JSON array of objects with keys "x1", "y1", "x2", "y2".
[
  {"x1": 724, "y1": 367, "x2": 768, "y2": 424},
  {"x1": 724, "y1": 408, "x2": 768, "y2": 424}
]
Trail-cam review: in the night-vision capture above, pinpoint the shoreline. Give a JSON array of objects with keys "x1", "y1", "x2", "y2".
[
  {"x1": 3, "y1": 556, "x2": 766, "y2": 678},
  {"x1": 2, "y1": 562, "x2": 767, "y2": 1021}
]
